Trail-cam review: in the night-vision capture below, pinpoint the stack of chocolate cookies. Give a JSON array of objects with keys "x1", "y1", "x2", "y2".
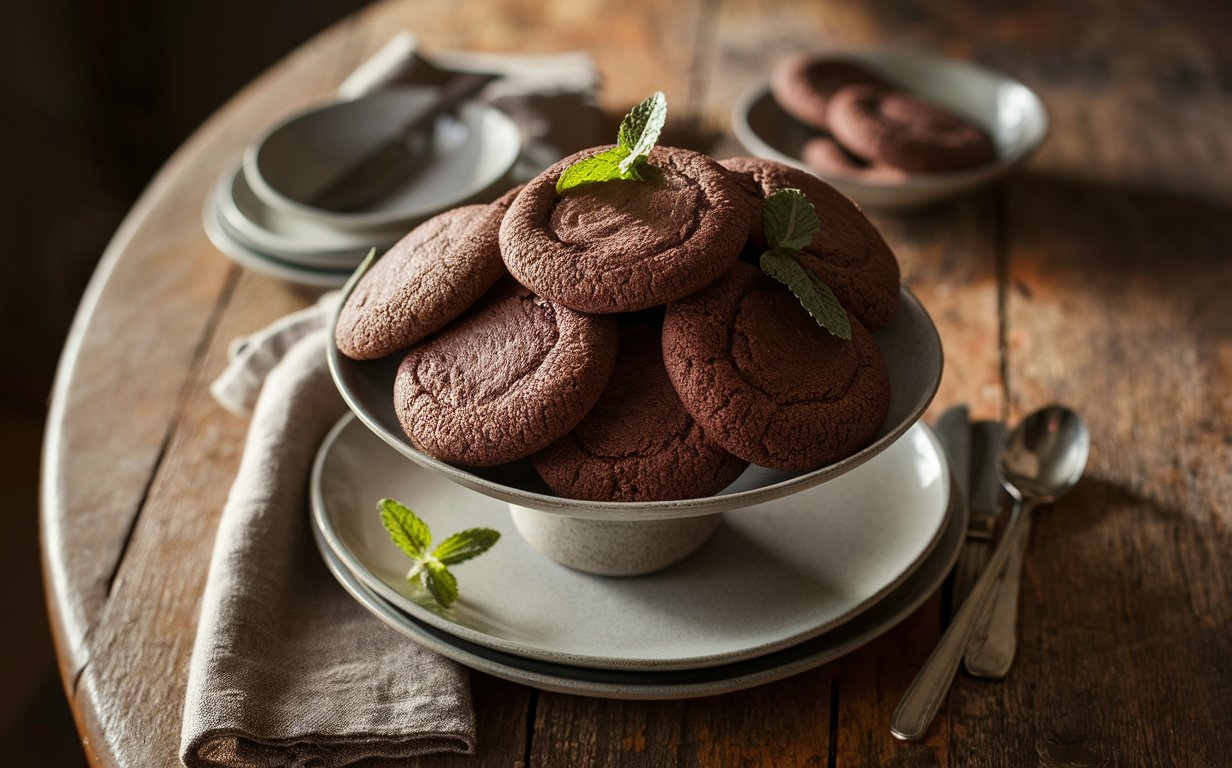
[
  {"x1": 336, "y1": 146, "x2": 900, "y2": 502},
  {"x1": 771, "y1": 53, "x2": 996, "y2": 181}
]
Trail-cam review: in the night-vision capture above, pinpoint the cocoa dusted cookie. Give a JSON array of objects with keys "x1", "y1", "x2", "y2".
[
  {"x1": 499, "y1": 145, "x2": 751, "y2": 313},
  {"x1": 394, "y1": 280, "x2": 618, "y2": 466},
  {"x1": 770, "y1": 54, "x2": 889, "y2": 131},
  {"x1": 800, "y1": 134, "x2": 908, "y2": 183},
  {"x1": 335, "y1": 187, "x2": 521, "y2": 360},
  {"x1": 533, "y1": 325, "x2": 748, "y2": 502},
  {"x1": 720, "y1": 157, "x2": 900, "y2": 330},
  {"x1": 663, "y1": 263, "x2": 890, "y2": 473},
  {"x1": 827, "y1": 84, "x2": 996, "y2": 173}
]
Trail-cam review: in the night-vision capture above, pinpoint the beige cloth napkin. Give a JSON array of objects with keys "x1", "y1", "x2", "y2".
[{"x1": 182, "y1": 301, "x2": 477, "y2": 768}]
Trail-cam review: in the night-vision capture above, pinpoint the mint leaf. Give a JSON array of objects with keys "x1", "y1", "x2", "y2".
[
  {"x1": 763, "y1": 189, "x2": 820, "y2": 251},
  {"x1": 379, "y1": 498, "x2": 501, "y2": 608},
  {"x1": 760, "y1": 249, "x2": 852, "y2": 340},
  {"x1": 616, "y1": 91, "x2": 667, "y2": 175},
  {"x1": 378, "y1": 499, "x2": 432, "y2": 560},
  {"x1": 556, "y1": 92, "x2": 667, "y2": 193},
  {"x1": 556, "y1": 147, "x2": 631, "y2": 193},
  {"x1": 433, "y1": 528, "x2": 501, "y2": 566},
  {"x1": 423, "y1": 561, "x2": 459, "y2": 608}
]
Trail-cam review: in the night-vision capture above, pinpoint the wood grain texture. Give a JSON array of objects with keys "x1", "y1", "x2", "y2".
[{"x1": 41, "y1": 0, "x2": 1232, "y2": 765}]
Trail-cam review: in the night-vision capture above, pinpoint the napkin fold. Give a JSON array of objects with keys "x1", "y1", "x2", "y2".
[{"x1": 182, "y1": 311, "x2": 476, "y2": 768}]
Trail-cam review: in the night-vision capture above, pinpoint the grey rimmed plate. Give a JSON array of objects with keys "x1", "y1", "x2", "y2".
[
  {"x1": 312, "y1": 463, "x2": 966, "y2": 699},
  {"x1": 731, "y1": 49, "x2": 1049, "y2": 209},
  {"x1": 313, "y1": 415, "x2": 951, "y2": 671}
]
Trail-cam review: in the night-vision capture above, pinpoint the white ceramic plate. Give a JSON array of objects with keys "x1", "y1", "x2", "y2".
[
  {"x1": 202, "y1": 187, "x2": 353, "y2": 288},
  {"x1": 313, "y1": 469, "x2": 965, "y2": 699},
  {"x1": 731, "y1": 49, "x2": 1049, "y2": 209},
  {"x1": 313, "y1": 414, "x2": 950, "y2": 671},
  {"x1": 245, "y1": 87, "x2": 522, "y2": 232},
  {"x1": 328, "y1": 256, "x2": 943, "y2": 520},
  {"x1": 215, "y1": 163, "x2": 405, "y2": 266}
]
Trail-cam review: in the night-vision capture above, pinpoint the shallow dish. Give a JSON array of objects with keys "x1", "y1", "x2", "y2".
[
  {"x1": 216, "y1": 163, "x2": 404, "y2": 266},
  {"x1": 202, "y1": 184, "x2": 353, "y2": 288},
  {"x1": 313, "y1": 414, "x2": 950, "y2": 671},
  {"x1": 313, "y1": 474, "x2": 966, "y2": 699},
  {"x1": 732, "y1": 49, "x2": 1049, "y2": 209},
  {"x1": 327, "y1": 256, "x2": 944, "y2": 521},
  {"x1": 245, "y1": 87, "x2": 521, "y2": 232}
]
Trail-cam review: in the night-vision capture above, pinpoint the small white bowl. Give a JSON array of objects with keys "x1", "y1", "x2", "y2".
[
  {"x1": 244, "y1": 87, "x2": 521, "y2": 232},
  {"x1": 732, "y1": 49, "x2": 1049, "y2": 210}
]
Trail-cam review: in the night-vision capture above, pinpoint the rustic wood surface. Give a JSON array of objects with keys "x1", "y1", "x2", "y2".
[{"x1": 41, "y1": 0, "x2": 1231, "y2": 765}]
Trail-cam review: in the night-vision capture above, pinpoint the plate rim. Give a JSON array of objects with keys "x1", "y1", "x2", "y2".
[{"x1": 312, "y1": 414, "x2": 952, "y2": 671}]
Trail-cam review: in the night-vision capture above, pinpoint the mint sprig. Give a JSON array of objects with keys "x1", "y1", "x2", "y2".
[
  {"x1": 378, "y1": 498, "x2": 500, "y2": 608},
  {"x1": 759, "y1": 189, "x2": 852, "y2": 340},
  {"x1": 556, "y1": 91, "x2": 667, "y2": 193}
]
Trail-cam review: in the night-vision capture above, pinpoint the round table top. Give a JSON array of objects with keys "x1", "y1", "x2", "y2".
[{"x1": 42, "y1": 0, "x2": 1232, "y2": 765}]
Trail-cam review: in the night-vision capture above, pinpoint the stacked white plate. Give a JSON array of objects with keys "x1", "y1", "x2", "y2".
[
  {"x1": 204, "y1": 87, "x2": 522, "y2": 287},
  {"x1": 310, "y1": 415, "x2": 966, "y2": 699}
]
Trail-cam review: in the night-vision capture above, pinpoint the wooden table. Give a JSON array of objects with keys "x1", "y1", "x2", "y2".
[{"x1": 43, "y1": 0, "x2": 1231, "y2": 765}]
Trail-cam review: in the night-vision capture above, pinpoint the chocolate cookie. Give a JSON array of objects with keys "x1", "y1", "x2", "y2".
[
  {"x1": 394, "y1": 281, "x2": 618, "y2": 466},
  {"x1": 719, "y1": 157, "x2": 900, "y2": 330},
  {"x1": 533, "y1": 325, "x2": 748, "y2": 502},
  {"x1": 800, "y1": 134, "x2": 908, "y2": 183},
  {"x1": 663, "y1": 263, "x2": 890, "y2": 472},
  {"x1": 499, "y1": 145, "x2": 751, "y2": 313},
  {"x1": 335, "y1": 189, "x2": 520, "y2": 360},
  {"x1": 827, "y1": 84, "x2": 996, "y2": 173},
  {"x1": 770, "y1": 54, "x2": 888, "y2": 131}
]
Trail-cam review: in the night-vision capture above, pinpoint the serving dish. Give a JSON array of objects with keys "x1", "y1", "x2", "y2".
[
  {"x1": 732, "y1": 49, "x2": 1049, "y2": 209},
  {"x1": 327, "y1": 255, "x2": 944, "y2": 522}
]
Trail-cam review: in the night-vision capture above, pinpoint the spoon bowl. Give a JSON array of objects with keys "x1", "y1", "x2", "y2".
[{"x1": 997, "y1": 405, "x2": 1090, "y2": 504}]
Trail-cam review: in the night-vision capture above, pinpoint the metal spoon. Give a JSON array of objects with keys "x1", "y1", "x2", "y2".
[
  {"x1": 890, "y1": 405, "x2": 1089, "y2": 741},
  {"x1": 964, "y1": 405, "x2": 1089, "y2": 678}
]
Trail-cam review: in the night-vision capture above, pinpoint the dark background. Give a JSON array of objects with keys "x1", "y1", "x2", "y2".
[{"x1": 0, "y1": 0, "x2": 368, "y2": 760}]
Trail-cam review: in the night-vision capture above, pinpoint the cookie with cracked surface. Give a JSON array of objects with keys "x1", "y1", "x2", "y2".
[
  {"x1": 499, "y1": 145, "x2": 751, "y2": 313},
  {"x1": 827, "y1": 84, "x2": 996, "y2": 173},
  {"x1": 335, "y1": 188, "x2": 521, "y2": 360},
  {"x1": 394, "y1": 280, "x2": 618, "y2": 466},
  {"x1": 663, "y1": 262, "x2": 890, "y2": 473},
  {"x1": 533, "y1": 324, "x2": 748, "y2": 502},
  {"x1": 720, "y1": 156, "x2": 900, "y2": 330},
  {"x1": 770, "y1": 54, "x2": 889, "y2": 131}
]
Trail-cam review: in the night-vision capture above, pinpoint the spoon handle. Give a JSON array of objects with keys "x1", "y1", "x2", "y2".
[
  {"x1": 890, "y1": 507, "x2": 1024, "y2": 741},
  {"x1": 964, "y1": 502, "x2": 1031, "y2": 678}
]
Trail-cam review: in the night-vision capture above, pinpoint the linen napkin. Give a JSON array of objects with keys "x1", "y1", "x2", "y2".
[{"x1": 181, "y1": 305, "x2": 477, "y2": 767}]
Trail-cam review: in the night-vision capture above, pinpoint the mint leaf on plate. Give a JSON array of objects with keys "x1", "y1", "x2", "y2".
[
  {"x1": 379, "y1": 498, "x2": 431, "y2": 560},
  {"x1": 423, "y1": 560, "x2": 459, "y2": 608},
  {"x1": 377, "y1": 499, "x2": 500, "y2": 608},
  {"x1": 556, "y1": 91, "x2": 668, "y2": 193},
  {"x1": 433, "y1": 528, "x2": 501, "y2": 566},
  {"x1": 763, "y1": 188, "x2": 820, "y2": 251}
]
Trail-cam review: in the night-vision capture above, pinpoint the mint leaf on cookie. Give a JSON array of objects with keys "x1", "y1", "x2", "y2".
[
  {"x1": 763, "y1": 188, "x2": 820, "y2": 250},
  {"x1": 556, "y1": 91, "x2": 668, "y2": 193},
  {"x1": 760, "y1": 249, "x2": 852, "y2": 340},
  {"x1": 758, "y1": 189, "x2": 852, "y2": 340}
]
